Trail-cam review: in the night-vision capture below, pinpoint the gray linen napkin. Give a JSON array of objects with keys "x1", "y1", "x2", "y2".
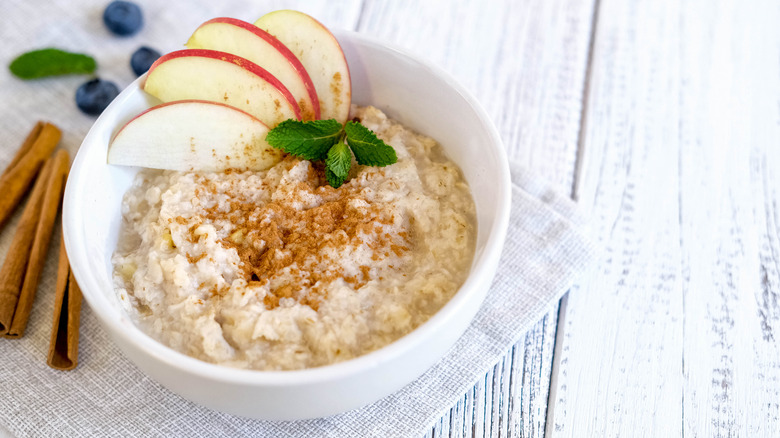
[{"x1": 0, "y1": 163, "x2": 596, "y2": 438}]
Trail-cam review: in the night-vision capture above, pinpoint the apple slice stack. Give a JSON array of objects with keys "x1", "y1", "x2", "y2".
[
  {"x1": 185, "y1": 17, "x2": 320, "y2": 122},
  {"x1": 108, "y1": 10, "x2": 351, "y2": 172},
  {"x1": 254, "y1": 11, "x2": 351, "y2": 125}
]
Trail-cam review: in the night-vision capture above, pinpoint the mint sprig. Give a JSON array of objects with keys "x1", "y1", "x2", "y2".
[
  {"x1": 266, "y1": 119, "x2": 397, "y2": 188},
  {"x1": 265, "y1": 119, "x2": 343, "y2": 161},
  {"x1": 10, "y1": 48, "x2": 96, "y2": 79}
]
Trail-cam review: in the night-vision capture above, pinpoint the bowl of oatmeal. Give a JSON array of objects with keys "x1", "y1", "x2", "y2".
[{"x1": 63, "y1": 30, "x2": 510, "y2": 419}]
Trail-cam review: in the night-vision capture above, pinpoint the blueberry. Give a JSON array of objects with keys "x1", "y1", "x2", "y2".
[
  {"x1": 76, "y1": 78, "x2": 120, "y2": 115},
  {"x1": 103, "y1": 1, "x2": 143, "y2": 36},
  {"x1": 130, "y1": 46, "x2": 161, "y2": 76}
]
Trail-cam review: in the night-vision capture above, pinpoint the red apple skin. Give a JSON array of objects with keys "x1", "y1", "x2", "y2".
[
  {"x1": 112, "y1": 99, "x2": 265, "y2": 138},
  {"x1": 190, "y1": 17, "x2": 320, "y2": 120},
  {"x1": 255, "y1": 10, "x2": 351, "y2": 125},
  {"x1": 144, "y1": 49, "x2": 302, "y2": 124}
]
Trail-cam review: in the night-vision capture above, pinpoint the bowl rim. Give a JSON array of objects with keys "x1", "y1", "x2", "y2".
[{"x1": 63, "y1": 29, "x2": 512, "y2": 386}]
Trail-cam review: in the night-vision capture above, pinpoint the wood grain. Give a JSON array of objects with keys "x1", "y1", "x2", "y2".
[
  {"x1": 353, "y1": 1, "x2": 596, "y2": 436},
  {"x1": 677, "y1": 0, "x2": 780, "y2": 434},
  {"x1": 547, "y1": 0, "x2": 780, "y2": 435}
]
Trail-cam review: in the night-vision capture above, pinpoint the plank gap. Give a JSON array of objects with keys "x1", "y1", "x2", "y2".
[
  {"x1": 545, "y1": 0, "x2": 602, "y2": 431},
  {"x1": 353, "y1": 0, "x2": 369, "y2": 31},
  {"x1": 570, "y1": 0, "x2": 603, "y2": 202}
]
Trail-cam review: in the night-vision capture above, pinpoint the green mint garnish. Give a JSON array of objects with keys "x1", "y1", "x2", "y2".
[
  {"x1": 266, "y1": 118, "x2": 397, "y2": 188},
  {"x1": 325, "y1": 142, "x2": 351, "y2": 182},
  {"x1": 344, "y1": 121, "x2": 397, "y2": 167},
  {"x1": 9, "y1": 48, "x2": 96, "y2": 79},
  {"x1": 265, "y1": 119, "x2": 343, "y2": 161},
  {"x1": 325, "y1": 167, "x2": 348, "y2": 188}
]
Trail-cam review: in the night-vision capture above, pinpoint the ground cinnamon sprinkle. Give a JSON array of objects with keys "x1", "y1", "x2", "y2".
[
  {"x1": 187, "y1": 157, "x2": 410, "y2": 311},
  {"x1": 186, "y1": 253, "x2": 206, "y2": 264}
]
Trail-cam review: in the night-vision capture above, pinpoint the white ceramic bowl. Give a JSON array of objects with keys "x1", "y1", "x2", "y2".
[{"x1": 63, "y1": 30, "x2": 511, "y2": 420}]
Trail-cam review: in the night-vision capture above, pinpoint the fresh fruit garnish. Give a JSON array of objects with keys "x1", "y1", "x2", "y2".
[
  {"x1": 143, "y1": 49, "x2": 301, "y2": 127},
  {"x1": 9, "y1": 48, "x2": 96, "y2": 79},
  {"x1": 130, "y1": 46, "x2": 161, "y2": 76},
  {"x1": 266, "y1": 119, "x2": 397, "y2": 188},
  {"x1": 255, "y1": 10, "x2": 351, "y2": 125},
  {"x1": 103, "y1": 1, "x2": 143, "y2": 36},
  {"x1": 186, "y1": 17, "x2": 320, "y2": 121},
  {"x1": 76, "y1": 78, "x2": 119, "y2": 115},
  {"x1": 108, "y1": 100, "x2": 282, "y2": 171},
  {"x1": 110, "y1": 10, "x2": 363, "y2": 179}
]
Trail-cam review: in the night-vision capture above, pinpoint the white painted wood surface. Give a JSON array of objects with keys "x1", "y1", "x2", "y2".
[{"x1": 547, "y1": 0, "x2": 780, "y2": 436}]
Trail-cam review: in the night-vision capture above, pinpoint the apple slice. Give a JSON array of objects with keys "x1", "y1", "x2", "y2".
[
  {"x1": 255, "y1": 10, "x2": 351, "y2": 125},
  {"x1": 107, "y1": 100, "x2": 283, "y2": 172},
  {"x1": 186, "y1": 17, "x2": 319, "y2": 121},
  {"x1": 143, "y1": 49, "x2": 301, "y2": 127}
]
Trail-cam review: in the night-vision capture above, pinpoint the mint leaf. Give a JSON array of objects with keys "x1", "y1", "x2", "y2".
[
  {"x1": 9, "y1": 48, "x2": 96, "y2": 79},
  {"x1": 265, "y1": 119, "x2": 342, "y2": 160},
  {"x1": 344, "y1": 121, "x2": 397, "y2": 167},
  {"x1": 325, "y1": 142, "x2": 351, "y2": 179},
  {"x1": 326, "y1": 167, "x2": 347, "y2": 188}
]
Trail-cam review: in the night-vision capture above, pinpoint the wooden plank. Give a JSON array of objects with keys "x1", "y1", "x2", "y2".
[
  {"x1": 547, "y1": 0, "x2": 688, "y2": 433},
  {"x1": 472, "y1": 375, "x2": 487, "y2": 438},
  {"x1": 547, "y1": 0, "x2": 780, "y2": 435},
  {"x1": 354, "y1": 1, "x2": 596, "y2": 436},
  {"x1": 518, "y1": 311, "x2": 559, "y2": 436},
  {"x1": 355, "y1": 1, "x2": 596, "y2": 436},
  {"x1": 677, "y1": 0, "x2": 780, "y2": 434}
]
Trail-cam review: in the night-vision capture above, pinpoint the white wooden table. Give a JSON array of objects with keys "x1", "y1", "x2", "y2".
[{"x1": 2, "y1": 0, "x2": 779, "y2": 436}]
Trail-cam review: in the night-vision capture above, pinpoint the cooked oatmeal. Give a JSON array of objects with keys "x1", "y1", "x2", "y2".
[{"x1": 112, "y1": 106, "x2": 476, "y2": 370}]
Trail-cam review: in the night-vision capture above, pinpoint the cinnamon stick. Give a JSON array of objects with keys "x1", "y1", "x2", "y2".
[
  {"x1": 0, "y1": 122, "x2": 61, "y2": 230},
  {"x1": 5, "y1": 149, "x2": 70, "y2": 338},
  {"x1": 47, "y1": 236, "x2": 82, "y2": 371},
  {"x1": 4, "y1": 121, "x2": 43, "y2": 173},
  {"x1": 0, "y1": 156, "x2": 55, "y2": 334}
]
